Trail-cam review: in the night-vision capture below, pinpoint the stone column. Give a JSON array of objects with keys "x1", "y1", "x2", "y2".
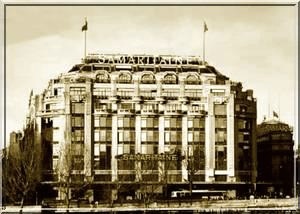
[
  {"x1": 157, "y1": 80, "x2": 162, "y2": 98},
  {"x1": 58, "y1": 84, "x2": 71, "y2": 200},
  {"x1": 227, "y1": 94, "x2": 235, "y2": 181},
  {"x1": 179, "y1": 80, "x2": 185, "y2": 98},
  {"x1": 158, "y1": 115, "x2": 165, "y2": 182},
  {"x1": 205, "y1": 94, "x2": 215, "y2": 182},
  {"x1": 182, "y1": 115, "x2": 188, "y2": 181},
  {"x1": 111, "y1": 114, "x2": 118, "y2": 181},
  {"x1": 135, "y1": 115, "x2": 142, "y2": 181},
  {"x1": 134, "y1": 79, "x2": 140, "y2": 97},
  {"x1": 111, "y1": 79, "x2": 117, "y2": 97},
  {"x1": 84, "y1": 82, "x2": 92, "y2": 177},
  {"x1": 64, "y1": 84, "x2": 72, "y2": 146}
]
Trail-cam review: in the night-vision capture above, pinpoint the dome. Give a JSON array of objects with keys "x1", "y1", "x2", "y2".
[{"x1": 257, "y1": 119, "x2": 292, "y2": 137}]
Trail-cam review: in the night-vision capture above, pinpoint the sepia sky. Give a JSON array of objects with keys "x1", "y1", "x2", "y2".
[{"x1": 4, "y1": 5, "x2": 298, "y2": 145}]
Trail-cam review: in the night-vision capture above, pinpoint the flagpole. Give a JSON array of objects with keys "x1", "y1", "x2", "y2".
[
  {"x1": 203, "y1": 22, "x2": 208, "y2": 65},
  {"x1": 84, "y1": 17, "x2": 87, "y2": 60},
  {"x1": 203, "y1": 29, "x2": 205, "y2": 65},
  {"x1": 84, "y1": 29, "x2": 86, "y2": 59}
]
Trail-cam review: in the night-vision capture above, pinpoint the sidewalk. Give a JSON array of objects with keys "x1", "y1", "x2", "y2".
[{"x1": 1, "y1": 198, "x2": 298, "y2": 213}]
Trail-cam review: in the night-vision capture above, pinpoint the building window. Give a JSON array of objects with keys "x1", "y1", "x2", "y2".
[
  {"x1": 141, "y1": 159, "x2": 158, "y2": 171},
  {"x1": 94, "y1": 103, "x2": 111, "y2": 112},
  {"x1": 165, "y1": 117, "x2": 181, "y2": 129},
  {"x1": 119, "y1": 103, "x2": 135, "y2": 112},
  {"x1": 72, "y1": 129, "x2": 84, "y2": 142},
  {"x1": 141, "y1": 131, "x2": 159, "y2": 142},
  {"x1": 93, "y1": 88, "x2": 111, "y2": 97},
  {"x1": 118, "y1": 117, "x2": 135, "y2": 128},
  {"x1": 164, "y1": 117, "x2": 182, "y2": 170},
  {"x1": 94, "y1": 116, "x2": 112, "y2": 128},
  {"x1": 96, "y1": 72, "x2": 110, "y2": 83},
  {"x1": 215, "y1": 118, "x2": 227, "y2": 129},
  {"x1": 94, "y1": 130, "x2": 112, "y2": 142},
  {"x1": 117, "y1": 89, "x2": 134, "y2": 98},
  {"x1": 185, "y1": 75, "x2": 200, "y2": 85},
  {"x1": 141, "y1": 73, "x2": 156, "y2": 84},
  {"x1": 185, "y1": 90, "x2": 202, "y2": 98},
  {"x1": 72, "y1": 155, "x2": 84, "y2": 170},
  {"x1": 118, "y1": 73, "x2": 132, "y2": 84},
  {"x1": 141, "y1": 144, "x2": 158, "y2": 154},
  {"x1": 71, "y1": 102, "x2": 85, "y2": 114},
  {"x1": 53, "y1": 87, "x2": 63, "y2": 96},
  {"x1": 162, "y1": 74, "x2": 177, "y2": 84},
  {"x1": 94, "y1": 144, "x2": 111, "y2": 170},
  {"x1": 118, "y1": 160, "x2": 135, "y2": 171},
  {"x1": 188, "y1": 117, "x2": 205, "y2": 171},
  {"x1": 118, "y1": 131, "x2": 135, "y2": 143},
  {"x1": 72, "y1": 116, "x2": 84, "y2": 127},
  {"x1": 215, "y1": 146, "x2": 227, "y2": 170},
  {"x1": 141, "y1": 117, "x2": 158, "y2": 129},
  {"x1": 70, "y1": 87, "x2": 85, "y2": 96},
  {"x1": 165, "y1": 148, "x2": 181, "y2": 171},
  {"x1": 188, "y1": 117, "x2": 205, "y2": 129},
  {"x1": 237, "y1": 145, "x2": 250, "y2": 170},
  {"x1": 187, "y1": 145, "x2": 205, "y2": 171},
  {"x1": 214, "y1": 104, "x2": 226, "y2": 115},
  {"x1": 140, "y1": 90, "x2": 156, "y2": 99},
  {"x1": 215, "y1": 130, "x2": 227, "y2": 142},
  {"x1": 141, "y1": 103, "x2": 158, "y2": 112},
  {"x1": 162, "y1": 89, "x2": 180, "y2": 98}
]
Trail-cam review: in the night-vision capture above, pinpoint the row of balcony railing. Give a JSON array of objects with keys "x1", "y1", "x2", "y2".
[{"x1": 94, "y1": 108, "x2": 207, "y2": 116}]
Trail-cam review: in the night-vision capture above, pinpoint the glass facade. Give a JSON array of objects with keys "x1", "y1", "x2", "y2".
[
  {"x1": 214, "y1": 104, "x2": 227, "y2": 170},
  {"x1": 141, "y1": 117, "x2": 159, "y2": 176},
  {"x1": 71, "y1": 101, "x2": 85, "y2": 171},
  {"x1": 94, "y1": 115, "x2": 112, "y2": 170},
  {"x1": 117, "y1": 116, "x2": 135, "y2": 177},
  {"x1": 188, "y1": 117, "x2": 205, "y2": 170},
  {"x1": 237, "y1": 118, "x2": 251, "y2": 172}
]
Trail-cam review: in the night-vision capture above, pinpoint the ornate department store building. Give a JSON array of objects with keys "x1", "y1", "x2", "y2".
[{"x1": 28, "y1": 54, "x2": 257, "y2": 202}]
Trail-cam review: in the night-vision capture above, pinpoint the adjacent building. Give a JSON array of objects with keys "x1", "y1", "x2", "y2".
[
  {"x1": 26, "y1": 54, "x2": 257, "y2": 202},
  {"x1": 256, "y1": 118, "x2": 294, "y2": 197}
]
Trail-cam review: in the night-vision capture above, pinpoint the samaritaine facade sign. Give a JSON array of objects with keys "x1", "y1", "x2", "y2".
[
  {"x1": 115, "y1": 153, "x2": 183, "y2": 161},
  {"x1": 86, "y1": 54, "x2": 204, "y2": 65}
]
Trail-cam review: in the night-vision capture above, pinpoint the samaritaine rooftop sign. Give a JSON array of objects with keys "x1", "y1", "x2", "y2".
[{"x1": 85, "y1": 54, "x2": 204, "y2": 65}]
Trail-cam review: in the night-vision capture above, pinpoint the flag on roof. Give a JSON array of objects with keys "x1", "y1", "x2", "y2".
[
  {"x1": 82, "y1": 19, "x2": 88, "y2": 31},
  {"x1": 273, "y1": 111, "x2": 279, "y2": 118},
  {"x1": 204, "y1": 22, "x2": 208, "y2": 32}
]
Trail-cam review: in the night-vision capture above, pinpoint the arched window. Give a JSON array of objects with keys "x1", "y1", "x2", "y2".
[
  {"x1": 162, "y1": 74, "x2": 177, "y2": 84},
  {"x1": 141, "y1": 73, "x2": 156, "y2": 84},
  {"x1": 185, "y1": 75, "x2": 200, "y2": 85},
  {"x1": 118, "y1": 73, "x2": 132, "y2": 84},
  {"x1": 96, "y1": 72, "x2": 110, "y2": 83}
]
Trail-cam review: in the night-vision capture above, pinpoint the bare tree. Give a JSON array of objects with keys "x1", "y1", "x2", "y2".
[
  {"x1": 113, "y1": 159, "x2": 137, "y2": 206},
  {"x1": 55, "y1": 143, "x2": 93, "y2": 210},
  {"x1": 3, "y1": 123, "x2": 41, "y2": 212},
  {"x1": 139, "y1": 159, "x2": 159, "y2": 207},
  {"x1": 184, "y1": 144, "x2": 204, "y2": 204}
]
